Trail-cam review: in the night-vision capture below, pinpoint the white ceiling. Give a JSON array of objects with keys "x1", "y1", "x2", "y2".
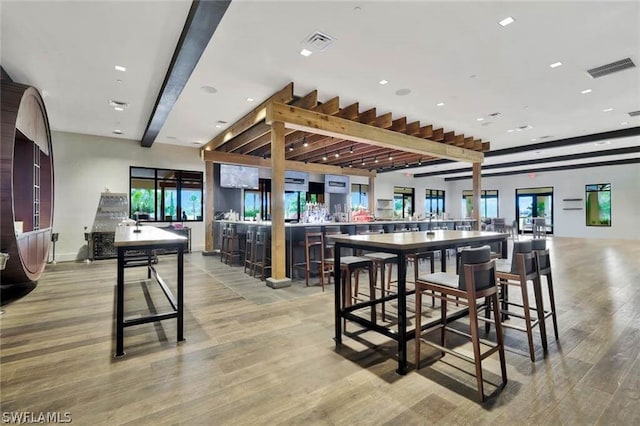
[{"x1": 2, "y1": 0, "x2": 639, "y2": 176}]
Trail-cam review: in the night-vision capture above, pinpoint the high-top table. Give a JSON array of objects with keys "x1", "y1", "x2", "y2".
[
  {"x1": 328, "y1": 230, "x2": 509, "y2": 375},
  {"x1": 114, "y1": 226, "x2": 188, "y2": 357}
]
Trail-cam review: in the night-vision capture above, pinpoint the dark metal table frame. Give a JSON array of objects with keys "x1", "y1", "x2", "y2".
[
  {"x1": 115, "y1": 241, "x2": 185, "y2": 357},
  {"x1": 332, "y1": 231, "x2": 509, "y2": 375}
]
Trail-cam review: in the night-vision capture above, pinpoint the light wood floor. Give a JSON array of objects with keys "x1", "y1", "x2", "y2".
[{"x1": 1, "y1": 237, "x2": 639, "y2": 425}]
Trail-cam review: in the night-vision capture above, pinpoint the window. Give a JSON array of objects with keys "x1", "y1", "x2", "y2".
[
  {"x1": 244, "y1": 190, "x2": 261, "y2": 220},
  {"x1": 462, "y1": 190, "x2": 499, "y2": 218},
  {"x1": 394, "y1": 187, "x2": 414, "y2": 218},
  {"x1": 351, "y1": 184, "x2": 369, "y2": 210},
  {"x1": 424, "y1": 189, "x2": 445, "y2": 215},
  {"x1": 586, "y1": 183, "x2": 611, "y2": 226},
  {"x1": 130, "y1": 167, "x2": 203, "y2": 222}
]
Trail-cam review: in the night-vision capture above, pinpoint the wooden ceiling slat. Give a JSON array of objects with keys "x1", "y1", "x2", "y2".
[
  {"x1": 358, "y1": 108, "x2": 377, "y2": 125},
  {"x1": 201, "y1": 82, "x2": 293, "y2": 152},
  {"x1": 455, "y1": 134, "x2": 465, "y2": 147},
  {"x1": 406, "y1": 121, "x2": 421, "y2": 136},
  {"x1": 390, "y1": 117, "x2": 407, "y2": 132},
  {"x1": 335, "y1": 102, "x2": 360, "y2": 119},
  {"x1": 443, "y1": 131, "x2": 455, "y2": 144},
  {"x1": 432, "y1": 128, "x2": 444, "y2": 141},
  {"x1": 464, "y1": 137, "x2": 475, "y2": 149},
  {"x1": 375, "y1": 112, "x2": 393, "y2": 129},
  {"x1": 482, "y1": 142, "x2": 491, "y2": 152},
  {"x1": 266, "y1": 102, "x2": 484, "y2": 163},
  {"x1": 316, "y1": 96, "x2": 340, "y2": 115},
  {"x1": 473, "y1": 139, "x2": 482, "y2": 150},
  {"x1": 419, "y1": 125, "x2": 433, "y2": 139}
]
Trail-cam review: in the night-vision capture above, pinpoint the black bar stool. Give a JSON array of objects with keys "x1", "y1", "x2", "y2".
[
  {"x1": 219, "y1": 223, "x2": 229, "y2": 263},
  {"x1": 532, "y1": 239, "x2": 559, "y2": 341},
  {"x1": 243, "y1": 228, "x2": 256, "y2": 275},
  {"x1": 224, "y1": 224, "x2": 244, "y2": 266},
  {"x1": 331, "y1": 255, "x2": 376, "y2": 325}
]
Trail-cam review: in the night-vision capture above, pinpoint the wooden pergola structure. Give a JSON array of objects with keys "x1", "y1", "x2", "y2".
[{"x1": 200, "y1": 82, "x2": 488, "y2": 286}]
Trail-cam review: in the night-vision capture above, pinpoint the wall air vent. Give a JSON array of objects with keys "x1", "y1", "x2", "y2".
[
  {"x1": 587, "y1": 58, "x2": 635, "y2": 79},
  {"x1": 628, "y1": 110, "x2": 640, "y2": 117},
  {"x1": 302, "y1": 31, "x2": 335, "y2": 52}
]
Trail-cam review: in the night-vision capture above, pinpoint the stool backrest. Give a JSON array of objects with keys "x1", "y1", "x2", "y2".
[
  {"x1": 458, "y1": 246, "x2": 493, "y2": 291},
  {"x1": 510, "y1": 240, "x2": 533, "y2": 274},
  {"x1": 492, "y1": 218, "x2": 506, "y2": 232},
  {"x1": 394, "y1": 224, "x2": 408, "y2": 232},
  {"x1": 356, "y1": 225, "x2": 370, "y2": 235},
  {"x1": 324, "y1": 226, "x2": 341, "y2": 235},
  {"x1": 370, "y1": 224, "x2": 384, "y2": 232},
  {"x1": 531, "y1": 238, "x2": 550, "y2": 271}
]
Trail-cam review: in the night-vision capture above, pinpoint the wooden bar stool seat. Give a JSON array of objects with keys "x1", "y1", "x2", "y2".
[
  {"x1": 415, "y1": 246, "x2": 507, "y2": 403},
  {"x1": 328, "y1": 255, "x2": 376, "y2": 325}
]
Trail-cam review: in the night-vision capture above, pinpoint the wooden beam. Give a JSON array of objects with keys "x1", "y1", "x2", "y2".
[
  {"x1": 473, "y1": 139, "x2": 482, "y2": 150},
  {"x1": 200, "y1": 82, "x2": 294, "y2": 153},
  {"x1": 391, "y1": 117, "x2": 407, "y2": 132},
  {"x1": 316, "y1": 97, "x2": 340, "y2": 115},
  {"x1": 368, "y1": 175, "x2": 375, "y2": 213},
  {"x1": 358, "y1": 108, "x2": 377, "y2": 125},
  {"x1": 204, "y1": 161, "x2": 214, "y2": 253},
  {"x1": 464, "y1": 137, "x2": 475, "y2": 149},
  {"x1": 419, "y1": 125, "x2": 433, "y2": 139},
  {"x1": 472, "y1": 163, "x2": 481, "y2": 231},
  {"x1": 202, "y1": 149, "x2": 376, "y2": 177},
  {"x1": 406, "y1": 121, "x2": 421, "y2": 136},
  {"x1": 222, "y1": 89, "x2": 318, "y2": 153},
  {"x1": 375, "y1": 112, "x2": 393, "y2": 129},
  {"x1": 455, "y1": 134, "x2": 465, "y2": 147},
  {"x1": 336, "y1": 102, "x2": 360, "y2": 120},
  {"x1": 432, "y1": 128, "x2": 444, "y2": 141},
  {"x1": 270, "y1": 121, "x2": 286, "y2": 282},
  {"x1": 482, "y1": 142, "x2": 491, "y2": 152},
  {"x1": 265, "y1": 102, "x2": 484, "y2": 163},
  {"x1": 142, "y1": 0, "x2": 231, "y2": 147}
]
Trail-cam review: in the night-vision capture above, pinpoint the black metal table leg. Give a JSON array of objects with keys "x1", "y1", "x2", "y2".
[
  {"x1": 115, "y1": 248, "x2": 125, "y2": 357},
  {"x1": 177, "y1": 246, "x2": 185, "y2": 342},
  {"x1": 334, "y1": 242, "x2": 342, "y2": 346},
  {"x1": 396, "y1": 252, "x2": 407, "y2": 375}
]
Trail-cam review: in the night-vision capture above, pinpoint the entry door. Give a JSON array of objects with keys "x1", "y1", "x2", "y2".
[{"x1": 515, "y1": 189, "x2": 553, "y2": 234}]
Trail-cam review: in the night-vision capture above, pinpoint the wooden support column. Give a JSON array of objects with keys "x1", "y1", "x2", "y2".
[
  {"x1": 203, "y1": 161, "x2": 215, "y2": 254},
  {"x1": 266, "y1": 121, "x2": 291, "y2": 288},
  {"x1": 368, "y1": 175, "x2": 375, "y2": 213},
  {"x1": 472, "y1": 162, "x2": 481, "y2": 231}
]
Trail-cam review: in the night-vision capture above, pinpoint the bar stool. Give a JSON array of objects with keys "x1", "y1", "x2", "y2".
[
  {"x1": 494, "y1": 240, "x2": 546, "y2": 361},
  {"x1": 415, "y1": 246, "x2": 507, "y2": 402},
  {"x1": 243, "y1": 228, "x2": 256, "y2": 275},
  {"x1": 293, "y1": 227, "x2": 325, "y2": 289},
  {"x1": 224, "y1": 224, "x2": 244, "y2": 266},
  {"x1": 363, "y1": 249, "x2": 396, "y2": 321},
  {"x1": 370, "y1": 224, "x2": 384, "y2": 233},
  {"x1": 323, "y1": 226, "x2": 342, "y2": 287},
  {"x1": 253, "y1": 227, "x2": 271, "y2": 280},
  {"x1": 532, "y1": 239, "x2": 559, "y2": 341},
  {"x1": 331, "y1": 255, "x2": 376, "y2": 325},
  {"x1": 394, "y1": 224, "x2": 408, "y2": 232},
  {"x1": 532, "y1": 218, "x2": 546, "y2": 239},
  {"x1": 219, "y1": 223, "x2": 229, "y2": 263}
]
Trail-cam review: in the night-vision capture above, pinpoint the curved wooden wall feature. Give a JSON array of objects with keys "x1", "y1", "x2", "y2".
[{"x1": 1, "y1": 81, "x2": 54, "y2": 284}]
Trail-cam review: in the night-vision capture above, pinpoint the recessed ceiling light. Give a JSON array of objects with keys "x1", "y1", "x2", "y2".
[
  {"x1": 498, "y1": 16, "x2": 515, "y2": 27},
  {"x1": 531, "y1": 138, "x2": 537, "y2": 141},
  {"x1": 246, "y1": 97, "x2": 254, "y2": 102},
  {"x1": 603, "y1": 108, "x2": 613, "y2": 112},
  {"x1": 379, "y1": 79, "x2": 388, "y2": 85},
  {"x1": 200, "y1": 86, "x2": 217, "y2": 94},
  {"x1": 436, "y1": 102, "x2": 445, "y2": 107},
  {"x1": 215, "y1": 124, "x2": 222, "y2": 128},
  {"x1": 476, "y1": 117, "x2": 484, "y2": 121},
  {"x1": 621, "y1": 121, "x2": 628, "y2": 125},
  {"x1": 550, "y1": 61, "x2": 563, "y2": 68},
  {"x1": 115, "y1": 65, "x2": 126, "y2": 72},
  {"x1": 109, "y1": 100, "x2": 129, "y2": 110},
  {"x1": 299, "y1": 48, "x2": 312, "y2": 57},
  {"x1": 507, "y1": 129, "x2": 514, "y2": 133},
  {"x1": 114, "y1": 106, "x2": 124, "y2": 111},
  {"x1": 113, "y1": 129, "x2": 123, "y2": 135},
  {"x1": 581, "y1": 89, "x2": 592, "y2": 94}
]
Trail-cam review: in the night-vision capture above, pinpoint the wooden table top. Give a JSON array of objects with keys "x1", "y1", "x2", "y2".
[
  {"x1": 114, "y1": 226, "x2": 187, "y2": 247},
  {"x1": 327, "y1": 230, "x2": 508, "y2": 251}
]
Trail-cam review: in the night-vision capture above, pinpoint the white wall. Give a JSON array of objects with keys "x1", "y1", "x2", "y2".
[
  {"x1": 52, "y1": 131, "x2": 205, "y2": 261},
  {"x1": 439, "y1": 163, "x2": 640, "y2": 240}
]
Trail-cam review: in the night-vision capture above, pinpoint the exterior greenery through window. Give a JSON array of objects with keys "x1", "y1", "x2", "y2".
[
  {"x1": 586, "y1": 183, "x2": 611, "y2": 226},
  {"x1": 394, "y1": 187, "x2": 414, "y2": 218},
  {"x1": 424, "y1": 189, "x2": 445, "y2": 215},
  {"x1": 351, "y1": 184, "x2": 369, "y2": 210},
  {"x1": 462, "y1": 190, "x2": 498, "y2": 218},
  {"x1": 130, "y1": 167, "x2": 203, "y2": 222}
]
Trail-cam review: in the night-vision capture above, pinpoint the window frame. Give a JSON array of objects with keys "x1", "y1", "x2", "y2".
[
  {"x1": 585, "y1": 183, "x2": 611, "y2": 227},
  {"x1": 129, "y1": 166, "x2": 203, "y2": 223},
  {"x1": 424, "y1": 189, "x2": 445, "y2": 215},
  {"x1": 462, "y1": 189, "x2": 499, "y2": 218}
]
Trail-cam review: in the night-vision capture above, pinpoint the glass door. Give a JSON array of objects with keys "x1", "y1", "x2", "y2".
[{"x1": 515, "y1": 187, "x2": 554, "y2": 234}]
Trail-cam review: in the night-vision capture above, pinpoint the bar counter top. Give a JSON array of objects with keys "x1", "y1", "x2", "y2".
[{"x1": 214, "y1": 218, "x2": 476, "y2": 227}]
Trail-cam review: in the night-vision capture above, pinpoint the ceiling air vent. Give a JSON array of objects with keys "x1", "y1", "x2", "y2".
[
  {"x1": 587, "y1": 58, "x2": 635, "y2": 78},
  {"x1": 488, "y1": 112, "x2": 502, "y2": 118},
  {"x1": 628, "y1": 110, "x2": 640, "y2": 117},
  {"x1": 302, "y1": 31, "x2": 335, "y2": 52}
]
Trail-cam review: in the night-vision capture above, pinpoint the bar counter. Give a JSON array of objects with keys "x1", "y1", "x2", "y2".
[{"x1": 213, "y1": 219, "x2": 477, "y2": 279}]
